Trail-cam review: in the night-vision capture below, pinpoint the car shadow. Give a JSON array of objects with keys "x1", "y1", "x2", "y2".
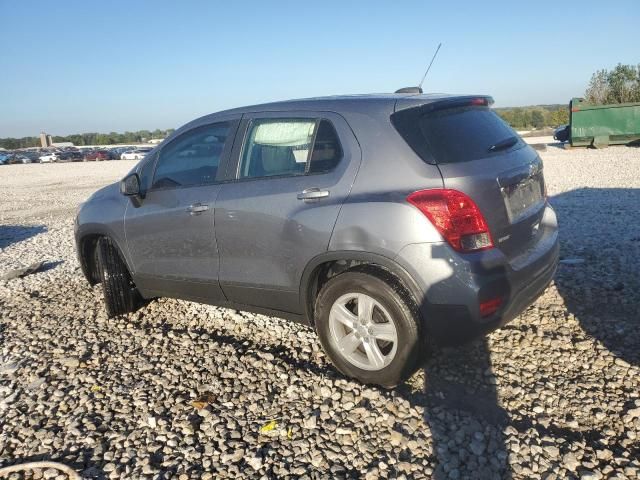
[
  {"x1": 0, "y1": 225, "x2": 47, "y2": 249},
  {"x1": 551, "y1": 187, "x2": 639, "y2": 368},
  {"x1": 400, "y1": 242, "x2": 514, "y2": 479},
  {"x1": 399, "y1": 187, "x2": 639, "y2": 477},
  {"x1": 415, "y1": 339, "x2": 512, "y2": 479}
]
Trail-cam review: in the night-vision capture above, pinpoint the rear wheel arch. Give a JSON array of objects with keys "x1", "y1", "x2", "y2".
[
  {"x1": 301, "y1": 252, "x2": 423, "y2": 329},
  {"x1": 313, "y1": 266, "x2": 423, "y2": 387}
]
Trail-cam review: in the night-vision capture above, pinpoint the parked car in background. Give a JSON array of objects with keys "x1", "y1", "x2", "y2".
[
  {"x1": 39, "y1": 152, "x2": 60, "y2": 163},
  {"x1": 75, "y1": 92, "x2": 559, "y2": 387},
  {"x1": 21, "y1": 151, "x2": 42, "y2": 163},
  {"x1": 0, "y1": 153, "x2": 10, "y2": 165},
  {"x1": 7, "y1": 153, "x2": 34, "y2": 164},
  {"x1": 84, "y1": 150, "x2": 112, "y2": 161},
  {"x1": 121, "y1": 147, "x2": 152, "y2": 160},
  {"x1": 110, "y1": 147, "x2": 133, "y2": 158},
  {"x1": 554, "y1": 124, "x2": 570, "y2": 142},
  {"x1": 58, "y1": 150, "x2": 84, "y2": 162}
]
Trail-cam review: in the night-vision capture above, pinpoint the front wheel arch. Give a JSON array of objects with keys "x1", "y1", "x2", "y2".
[
  {"x1": 94, "y1": 236, "x2": 141, "y2": 317},
  {"x1": 78, "y1": 232, "x2": 131, "y2": 286}
]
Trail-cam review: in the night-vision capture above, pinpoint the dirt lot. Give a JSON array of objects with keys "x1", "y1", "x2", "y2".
[{"x1": 1, "y1": 147, "x2": 639, "y2": 479}]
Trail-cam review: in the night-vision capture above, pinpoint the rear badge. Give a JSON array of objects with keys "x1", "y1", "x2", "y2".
[{"x1": 498, "y1": 234, "x2": 511, "y2": 243}]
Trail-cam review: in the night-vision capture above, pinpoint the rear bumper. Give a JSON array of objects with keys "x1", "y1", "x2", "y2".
[{"x1": 395, "y1": 204, "x2": 559, "y2": 345}]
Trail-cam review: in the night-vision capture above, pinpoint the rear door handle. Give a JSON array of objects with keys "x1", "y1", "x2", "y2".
[
  {"x1": 187, "y1": 203, "x2": 209, "y2": 215},
  {"x1": 297, "y1": 188, "x2": 329, "y2": 201}
]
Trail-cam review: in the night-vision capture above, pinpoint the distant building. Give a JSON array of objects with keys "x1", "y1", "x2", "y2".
[{"x1": 38, "y1": 132, "x2": 74, "y2": 148}]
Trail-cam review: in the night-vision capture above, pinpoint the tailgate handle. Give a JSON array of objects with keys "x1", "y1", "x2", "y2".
[
  {"x1": 297, "y1": 188, "x2": 329, "y2": 201},
  {"x1": 497, "y1": 160, "x2": 542, "y2": 188}
]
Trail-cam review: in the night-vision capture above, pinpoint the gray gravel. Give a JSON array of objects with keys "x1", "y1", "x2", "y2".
[{"x1": 1, "y1": 148, "x2": 639, "y2": 479}]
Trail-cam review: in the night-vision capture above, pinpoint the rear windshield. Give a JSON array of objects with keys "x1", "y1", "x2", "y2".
[{"x1": 393, "y1": 105, "x2": 524, "y2": 164}]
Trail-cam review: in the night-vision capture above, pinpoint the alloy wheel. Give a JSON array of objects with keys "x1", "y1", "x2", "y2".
[{"x1": 328, "y1": 293, "x2": 398, "y2": 371}]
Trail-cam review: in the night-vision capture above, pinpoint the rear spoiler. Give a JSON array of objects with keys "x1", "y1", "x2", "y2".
[{"x1": 394, "y1": 95, "x2": 494, "y2": 113}]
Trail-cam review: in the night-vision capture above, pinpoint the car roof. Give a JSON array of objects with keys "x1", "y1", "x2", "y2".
[
  {"x1": 211, "y1": 93, "x2": 463, "y2": 116},
  {"x1": 170, "y1": 92, "x2": 490, "y2": 142}
]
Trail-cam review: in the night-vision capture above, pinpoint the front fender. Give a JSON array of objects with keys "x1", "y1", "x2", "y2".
[{"x1": 74, "y1": 183, "x2": 131, "y2": 281}]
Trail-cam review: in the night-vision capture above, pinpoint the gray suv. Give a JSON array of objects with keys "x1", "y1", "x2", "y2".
[{"x1": 75, "y1": 93, "x2": 559, "y2": 387}]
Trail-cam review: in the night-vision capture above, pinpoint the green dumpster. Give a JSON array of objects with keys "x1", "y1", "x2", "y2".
[{"x1": 569, "y1": 97, "x2": 640, "y2": 147}]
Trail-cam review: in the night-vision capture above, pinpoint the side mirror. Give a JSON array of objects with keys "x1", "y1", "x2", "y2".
[{"x1": 120, "y1": 173, "x2": 141, "y2": 196}]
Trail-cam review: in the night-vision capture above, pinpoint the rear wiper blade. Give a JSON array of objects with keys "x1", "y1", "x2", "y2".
[{"x1": 488, "y1": 136, "x2": 518, "y2": 152}]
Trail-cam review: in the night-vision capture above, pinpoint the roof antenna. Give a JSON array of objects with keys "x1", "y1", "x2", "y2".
[{"x1": 395, "y1": 43, "x2": 442, "y2": 94}]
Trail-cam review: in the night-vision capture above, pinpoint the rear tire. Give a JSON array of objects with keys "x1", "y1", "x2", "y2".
[
  {"x1": 95, "y1": 237, "x2": 140, "y2": 317},
  {"x1": 314, "y1": 268, "x2": 422, "y2": 388}
]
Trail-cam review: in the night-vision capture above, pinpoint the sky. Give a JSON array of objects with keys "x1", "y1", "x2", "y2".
[{"x1": 1, "y1": 0, "x2": 638, "y2": 137}]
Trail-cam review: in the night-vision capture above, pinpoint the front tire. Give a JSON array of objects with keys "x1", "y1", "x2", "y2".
[
  {"x1": 95, "y1": 237, "x2": 140, "y2": 317},
  {"x1": 314, "y1": 268, "x2": 422, "y2": 388}
]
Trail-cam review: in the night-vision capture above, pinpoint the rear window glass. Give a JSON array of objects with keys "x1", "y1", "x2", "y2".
[{"x1": 393, "y1": 106, "x2": 524, "y2": 164}]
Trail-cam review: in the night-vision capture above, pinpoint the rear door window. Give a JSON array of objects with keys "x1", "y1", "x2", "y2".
[{"x1": 238, "y1": 119, "x2": 343, "y2": 179}]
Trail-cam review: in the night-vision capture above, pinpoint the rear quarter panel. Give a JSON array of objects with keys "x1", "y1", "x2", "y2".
[{"x1": 329, "y1": 109, "x2": 445, "y2": 258}]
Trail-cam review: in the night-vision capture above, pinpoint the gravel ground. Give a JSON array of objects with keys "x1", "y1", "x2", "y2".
[{"x1": 1, "y1": 148, "x2": 639, "y2": 479}]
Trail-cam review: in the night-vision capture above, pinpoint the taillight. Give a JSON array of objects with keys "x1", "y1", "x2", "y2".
[
  {"x1": 479, "y1": 297, "x2": 502, "y2": 317},
  {"x1": 406, "y1": 189, "x2": 493, "y2": 252}
]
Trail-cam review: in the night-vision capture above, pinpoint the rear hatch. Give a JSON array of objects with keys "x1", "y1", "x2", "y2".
[{"x1": 392, "y1": 96, "x2": 546, "y2": 261}]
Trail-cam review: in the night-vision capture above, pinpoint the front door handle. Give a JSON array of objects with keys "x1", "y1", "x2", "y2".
[
  {"x1": 297, "y1": 188, "x2": 330, "y2": 201},
  {"x1": 187, "y1": 203, "x2": 209, "y2": 215}
]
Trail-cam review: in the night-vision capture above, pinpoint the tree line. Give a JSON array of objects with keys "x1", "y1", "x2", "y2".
[
  {"x1": 0, "y1": 128, "x2": 175, "y2": 150},
  {"x1": 585, "y1": 63, "x2": 640, "y2": 104},
  {"x1": 496, "y1": 105, "x2": 569, "y2": 130},
  {"x1": 496, "y1": 63, "x2": 640, "y2": 130}
]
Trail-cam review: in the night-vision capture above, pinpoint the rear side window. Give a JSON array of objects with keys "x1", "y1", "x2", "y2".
[
  {"x1": 239, "y1": 119, "x2": 342, "y2": 179},
  {"x1": 393, "y1": 106, "x2": 524, "y2": 164},
  {"x1": 309, "y1": 120, "x2": 343, "y2": 174},
  {"x1": 152, "y1": 122, "x2": 229, "y2": 189}
]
